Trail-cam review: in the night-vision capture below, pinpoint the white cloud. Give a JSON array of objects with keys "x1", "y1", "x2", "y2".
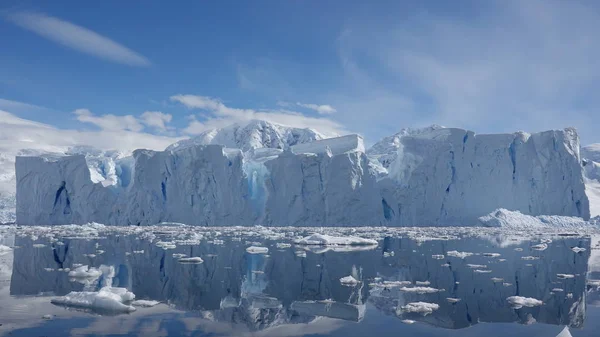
[
  {"x1": 140, "y1": 111, "x2": 173, "y2": 131},
  {"x1": 335, "y1": 0, "x2": 600, "y2": 143},
  {"x1": 5, "y1": 11, "x2": 150, "y2": 67},
  {"x1": 74, "y1": 108, "x2": 144, "y2": 132},
  {"x1": 296, "y1": 102, "x2": 337, "y2": 114},
  {"x1": 170, "y1": 95, "x2": 347, "y2": 137}
]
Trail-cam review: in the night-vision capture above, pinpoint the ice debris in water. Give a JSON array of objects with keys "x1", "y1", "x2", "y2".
[
  {"x1": 401, "y1": 319, "x2": 416, "y2": 324},
  {"x1": 474, "y1": 269, "x2": 492, "y2": 273},
  {"x1": 571, "y1": 247, "x2": 586, "y2": 253},
  {"x1": 415, "y1": 281, "x2": 430, "y2": 286},
  {"x1": 33, "y1": 244, "x2": 46, "y2": 248},
  {"x1": 552, "y1": 288, "x2": 564, "y2": 292},
  {"x1": 246, "y1": 246, "x2": 269, "y2": 254},
  {"x1": 51, "y1": 287, "x2": 136, "y2": 313},
  {"x1": 432, "y1": 254, "x2": 445, "y2": 259},
  {"x1": 557, "y1": 274, "x2": 575, "y2": 279},
  {"x1": 483, "y1": 253, "x2": 501, "y2": 258},
  {"x1": 131, "y1": 300, "x2": 160, "y2": 307},
  {"x1": 400, "y1": 302, "x2": 440, "y2": 316},
  {"x1": 447, "y1": 298, "x2": 461, "y2": 303},
  {"x1": 340, "y1": 275, "x2": 359, "y2": 286},
  {"x1": 294, "y1": 233, "x2": 377, "y2": 246},
  {"x1": 275, "y1": 243, "x2": 291, "y2": 249},
  {"x1": 491, "y1": 277, "x2": 504, "y2": 282},
  {"x1": 400, "y1": 287, "x2": 443, "y2": 294},
  {"x1": 68, "y1": 265, "x2": 102, "y2": 279},
  {"x1": 467, "y1": 264, "x2": 487, "y2": 269},
  {"x1": 447, "y1": 251, "x2": 473, "y2": 259},
  {"x1": 42, "y1": 314, "x2": 53, "y2": 320},
  {"x1": 178, "y1": 257, "x2": 204, "y2": 264},
  {"x1": 514, "y1": 248, "x2": 524, "y2": 252},
  {"x1": 172, "y1": 253, "x2": 187, "y2": 258},
  {"x1": 531, "y1": 243, "x2": 548, "y2": 251},
  {"x1": 521, "y1": 256, "x2": 539, "y2": 260},
  {"x1": 507, "y1": 296, "x2": 543, "y2": 309}
]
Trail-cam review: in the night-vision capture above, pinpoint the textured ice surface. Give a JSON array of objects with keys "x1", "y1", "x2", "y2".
[
  {"x1": 478, "y1": 209, "x2": 593, "y2": 229},
  {"x1": 51, "y1": 287, "x2": 136, "y2": 313}
]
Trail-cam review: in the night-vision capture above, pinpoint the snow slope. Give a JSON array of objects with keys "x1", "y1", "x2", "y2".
[
  {"x1": 582, "y1": 144, "x2": 600, "y2": 217},
  {"x1": 166, "y1": 120, "x2": 326, "y2": 152}
]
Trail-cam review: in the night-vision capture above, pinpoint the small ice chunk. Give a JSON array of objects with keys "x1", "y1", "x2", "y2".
[
  {"x1": 400, "y1": 302, "x2": 440, "y2": 316},
  {"x1": 467, "y1": 264, "x2": 487, "y2": 269},
  {"x1": 44, "y1": 268, "x2": 54, "y2": 272},
  {"x1": 447, "y1": 298, "x2": 461, "y2": 303},
  {"x1": 415, "y1": 281, "x2": 430, "y2": 286},
  {"x1": 531, "y1": 243, "x2": 548, "y2": 251},
  {"x1": 246, "y1": 246, "x2": 269, "y2": 254},
  {"x1": 557, "y1": 274, "x2": 575, "y2": 279},
  {"x1": 401, "y1": 319, "x2": 416, "y2": 324},
  {"x1": 571, "y1": 247, "x2": 586, "y2": 253},
  {"x1": 340, "y1": 275, "x2": 359, "y2": 286},
  {"x1": 447, "y1": 251, "x2": 473, "y2": 259},
  {"x1": 178, "y1": 257, "x2": 204, "y2": 264},
  {"x1": 131, "y1": 300, "x2": 160, "y2": 307},
  {"x1": 133, "y1": 250, "x2": 144, "y2": 254},
  {"x1": 276, "y1": 243, "x2": 292, "y2": 249},
  {"x1": 294, "y1": 233, "x2": 377, "y2": 246},
  {"x1": 432, "y1": 254, "x2": 445, "y2": 260},
  {"x1": 42, "y1": 314, "x2": 53, "y2": 320},
  {"x1": 491, "y1": 277, "x2": 504, "y2": 282},
  {"x1": 33, "y1": 244, "x2": 46, "y2": 248},
  {"x1": 400, "y1": 287, "x2": 442, "y2": 294},
  {"x1": 503, "y1": 283, "x2": 512, "y2": 287},
  {"x1": 441, "y1": 263, "x2": 451, "y2": 267},
  {"x1": 514, "y1": 248, "x2": 524, "y2": 252},
  {"x1": 474, "y1": 269, "x2": 492, "y2": 273},
  {"x1": 68, "y1": 265, "x2": 102, "y2": 279},
  {"x1": 567, "y1": 293, "x2": 573, "y2": 299},
  {"x1": 51, "y1": 287, "x2": 136, "y2": 313},
  {"x1": 521, "y1": 256, "x2": 539, "y2": 260},
  {"x1": 295, "y1": 251, "x2": 306, "y2": 258},
  {"x1": 552, "y1": 288, "x2": 564, "y2": 292},
  {"x1": 483, "y1": 253, "x2": 501, "y2": 258},
  {"x1": 507, "y1": 296, "x2": 543, "y2": 309},
  {"x1": 172, "y1": 253, "x2": 187, "y2": 258}
]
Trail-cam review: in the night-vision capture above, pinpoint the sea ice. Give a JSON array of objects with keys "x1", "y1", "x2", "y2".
[
  {"x1": 400, "y1": 302, "x2": 440, "y2": 316},
  {"x1": 294, "y1": 233, "x2": 377, "y2": 246},
  {"x1": 51, "y1": 287, "x2": 136, "y2": 313},
  {"x1": 340, "y1": 275, "x2": 359, "y2": 286},
  {"x1": 246, "y1": 246, "x2": 269, "y2": 254},
  {"x1": 507, "y1": 296, "x2": 543, "y2": 309}
]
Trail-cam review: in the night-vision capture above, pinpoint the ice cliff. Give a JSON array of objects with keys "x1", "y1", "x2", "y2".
[{"x1": 14, "y1": 121, "x2": 591, "y2": 226}]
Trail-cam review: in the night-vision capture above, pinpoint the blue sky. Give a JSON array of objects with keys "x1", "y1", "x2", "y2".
[{"x1": 1, "y1": 0, "x2": 600, "y2": 151}]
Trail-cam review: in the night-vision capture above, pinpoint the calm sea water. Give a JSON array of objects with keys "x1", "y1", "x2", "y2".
[{"x1": 0, "y1": 225, "x2": 599, "y2": 337}]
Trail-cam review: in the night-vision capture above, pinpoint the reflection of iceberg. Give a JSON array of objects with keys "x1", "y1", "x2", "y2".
[{"x1": 291, "y1": 300, "x2": 366, "y2": 322}]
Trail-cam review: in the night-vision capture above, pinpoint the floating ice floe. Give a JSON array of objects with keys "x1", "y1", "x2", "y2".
[
  {"x1": 467, "y1": 264, "x2": 487, "y2": 269},
  {"x1": 552, "y1": 288, "x2": 564, "y2": 292},
  {"x1": 51, "y1": 287, "x2": 136, "y2": 313},
  {"x1": 294, "y1": 233, "x2": 377, "y2": 246},
  {"x1": 507, "y1": 296, "x2": 543, "y2": 309},
  {"x1": 383, "y1": 251, "x2": 395, "y2": 257},
  {"x1": 131, "y1": 300, "x2": 160, "y2": 307},
  {"x1": 178, "y1": 257, "x2": 204, "y2": 264},
  {"x1": 340, "y1": 275, "x2": 359, "y2": 286},
  {"x1": 68, "y1": 265, "x2": 102, "y2": 279},
  {"x1": 295, "y1": 251, "x2": 306, "y2": 258},
  {"x1": 491, "y1": 277, "x2": 504, "y2": 282},
  {"x1": 567, "y1": 293, "x2": 573, "y2": 299},
  {"x1": 42, "y1": 314, "x2": 53, "y2": 320},
  {"x1": 571, "y1": 247, "x2": 586, "y2": 253},
  {"x1": 447, "y1": 251, "x2": 473, "y2": 259},
  {"x1": 432, "y1": 254, "x2": 445, "y2": 259},
  {"x1": 32, "y1": 244, "x2": 46, "y2": 248},
  {"x1": 246, "y1": 246, "x2": 269, "y2": 254},
  {"x1": 276, "y1": 243, "x2": 291, "y2": 249},
  {"x1": 415, "y1": 281, "x2": 430, "y2": 286},
  {"x1": 369, "y1": 280, "x2": 412, "y2": 288},
  {"x1": 503, "y1": 282, "x2": 512, "y2": 287},
  {"x1": 474, "y1": 269, "x2": 492, "y2": 273},
  {"x1": 400, "y1": 287, "x2": 443, "y2": 294},
  {"x1": 400, "y1": 302, "x2": 440, "y2": 316},
  {"x1": 521, "y1": 256, "x2": 539, "y2": 260},
  {"x1": 172, "y1": 253, "x2": 187, "y2": 258},
  {"x1": 514, "y1": 248, "x2": 524, "y2": 252},
  {"x1": 133, "y1": 250, "x2": 144, "y2": 254},
  {"x1": 401, "y1": 319, "x2": 416, "y2": 324},
  {"x1": 531, "y1": 243, "x2": 548, "y2": 251},
  {"x1": 557, "y1": 274, "x2": 575, "y2": 279},
  {"x1": 447, "y1": 298, "x2": 461, "y2": 303}
]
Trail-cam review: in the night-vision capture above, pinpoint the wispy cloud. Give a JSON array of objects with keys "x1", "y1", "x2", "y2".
[
  {"x1": 73, "y1": 109, "x2": 144, "y2": 132},
  {"x1": 5, "y1": 11, "x2": 150, "y2": 67},
  {"x1": 296, "y1": 102, "x2": 337, "y2": 114},
  {"x1": 140, "y1": 111, "x2": 173, "y2": 132},
  {"x1": 170, "y1": 94, "x2": 347, "y2": 136}
]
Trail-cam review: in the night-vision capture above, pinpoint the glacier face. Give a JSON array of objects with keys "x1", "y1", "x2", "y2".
[
  {"x1": 378, "y1": 127, "x2": 589, "y2": 225},
  {"x1": 15, "y1": 122, "x2": 591, "y2": 226}
]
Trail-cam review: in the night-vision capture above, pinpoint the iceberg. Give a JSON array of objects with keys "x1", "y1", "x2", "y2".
[
  {"x1": 14, "y1": 122, "x2": 592, "y2": 227},
  {"x1": 293, "y1": 233, "x2": 377, "y2": 246},
  {"x1": 506, "y1": 296, "x2": 543, "y2": 309}
]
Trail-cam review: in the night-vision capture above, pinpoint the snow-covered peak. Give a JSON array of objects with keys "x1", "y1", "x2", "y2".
[
  {"x1": 367, "y1": 125, "x2": 444, "y2": 168},
  {"x1": 166, "y1": 119, "x2": 328, "y2": 152}
]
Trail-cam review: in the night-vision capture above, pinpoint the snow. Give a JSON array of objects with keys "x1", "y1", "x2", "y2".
[
  {"x1": 0, "y1": 244, "x2": 12, "y2": 255},
  {"x1": 51, "y1": 287, "x2": 136, "y2": 313},
  {"x1": 340, "y1": 275, "x2": 359, "y2": 286},
  {"x1": 246, "y1": 246, "x2": 269, "y2": 254},
  {"x1": 291, "y1": 134, "x2": 365, "y2": 156},
  {"x1": 166, "y1": 120, "x2": 326, "y2": 153},
  {"x1": 478, "y1": 209, "x2": 592, "y2": 229},
  {"x1": 506, "y1": 296, "x2": 543, "y2": 309},
  {"x1": 294, "y1": 233, "x2": 377, "y2": 246},
  {"x1": 400, "y1": 302, "x2": 440, "y2": 316}
]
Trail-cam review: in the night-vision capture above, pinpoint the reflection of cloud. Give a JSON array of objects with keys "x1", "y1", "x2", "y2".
[{"x1": 69, "y1": 308, "x2": 172, "y2": 337}]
